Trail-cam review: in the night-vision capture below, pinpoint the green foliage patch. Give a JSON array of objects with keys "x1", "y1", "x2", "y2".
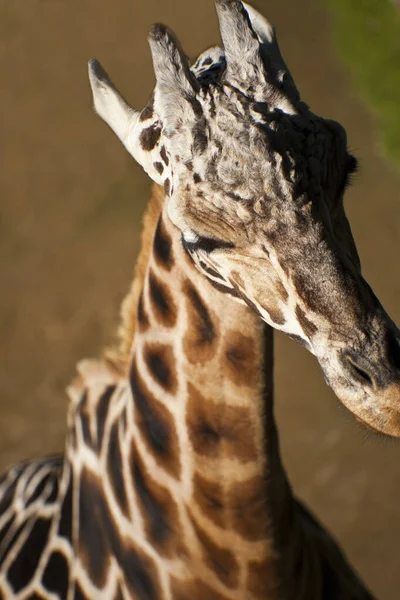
[{"x1": 328, "y1": 0, "x2": 400, "y2": 165}]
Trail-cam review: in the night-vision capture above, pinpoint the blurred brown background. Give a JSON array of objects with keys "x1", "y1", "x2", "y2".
[{"x1": 1, "y1": 0, "x2": 400, "y2": 597}]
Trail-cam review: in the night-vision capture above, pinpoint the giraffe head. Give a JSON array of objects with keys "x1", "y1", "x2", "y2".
[{"x1": 88, "y1": 0, "x2": 400, "y2": 436}]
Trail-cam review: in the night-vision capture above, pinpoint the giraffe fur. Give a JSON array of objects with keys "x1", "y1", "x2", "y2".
[{"x1": 1, "y1": 1, "x2": 398, "y2": 598}]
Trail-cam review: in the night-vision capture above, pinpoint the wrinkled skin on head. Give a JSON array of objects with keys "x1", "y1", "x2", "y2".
[{"x1": 88, "y1": 0, "x2": 400, "y2": 436}]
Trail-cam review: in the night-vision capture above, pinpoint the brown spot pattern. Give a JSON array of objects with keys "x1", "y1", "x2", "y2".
[
  {"x1": 120, "y1": 406, "x2": 127, "y2": 436},
  {"x1": 139, "y1": 96, "x2": 154, "y2": 122},
  {"x1": 186, "y1": 384, "x2": 258, "y2": 462},
  {"x1": 107, "y1": 421, "x2": 130, "y2": 519},
  {"x1": 79, "y1": 392, "x2": 94, "y2": 448},
  {"x1": 139, "y1": 124, "x2": 162, "y2": 151},
  {"x1": 190, "y1": 515, "x2": 239, "y2": 588},
  {"x1": 160, "y1": 145, "x2": 169, "y2": 166},
  {"x1": 137, "y1": 291, "x2": 149, "y2": 332},
  {"x1": 79, "y1": 468, "x2": 161, "y2": 599},
  {"x1": 153, "y1": 217, "x2": 174, "y2": 271},
  {"x1": 144, "y1": 343, "x2": 178, "y2": 395},
  {"x1": 78, "y1": 469, "x2": 111, "y2": 588},
  {"x1": 153, "y1": 162, "x2": 164, "y2": 175},
  {"x1": 183, "y1": 281, "x2": 217, "y2": 364},
  {"x1": 130, "y1": 441, "x2": 184, "y2": 557},
  {"x1": 225, "y1": 331, "x2": 260, "y2": 388},
  {"x1": 148, "y1": 270, "x2": 177, "y2": 328},
  {"x1": 192, "y1": 472, "x2": 226, "y2": 529},
  {"x1": 131, "y1": 361, "x2": 181, "y2": 479},
  {"x1": 96, "y1": 385, "x2": 115, "y2": 452}
]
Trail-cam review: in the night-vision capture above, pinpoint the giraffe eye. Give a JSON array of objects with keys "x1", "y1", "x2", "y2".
[{"x1": 182, "y1": 235, "x2": 234, "y2": 254}]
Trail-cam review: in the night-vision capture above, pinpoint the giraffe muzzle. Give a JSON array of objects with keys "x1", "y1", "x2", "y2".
[{"x1": 328, "y1": 328, "x2": 400, "y2": 437}]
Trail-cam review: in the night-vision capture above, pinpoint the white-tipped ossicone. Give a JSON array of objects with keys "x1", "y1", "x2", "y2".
[
  {"x1": 88, "y1": 59, "x2": 164, "y2": 184},
  {"x1": 88, "y1": 59, "x2": 139, "y2": 145}
]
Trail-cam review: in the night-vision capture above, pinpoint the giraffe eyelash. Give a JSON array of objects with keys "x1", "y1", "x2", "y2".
[{"x1": 181, "y1": 235, "x2": 234, "y2": 254}]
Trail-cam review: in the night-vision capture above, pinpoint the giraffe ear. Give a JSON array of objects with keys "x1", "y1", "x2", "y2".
[
  {"x1": 88, "y1": 59, "x2": 165, "y2": 183},
  {"x1": 88, "y1": 59, "x2": 140, "y2": 146},
  {"x1": 148, "y1": 24, "x2": 199, "y2": 131}
]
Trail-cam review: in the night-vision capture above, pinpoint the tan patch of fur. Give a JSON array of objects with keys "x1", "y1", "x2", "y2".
[
  {"x1": 66, "y1": 358, "x2": 122, "y2": 405},
  {"x1": 105, "y1": 184, "x2": 165, "y2": 375}
]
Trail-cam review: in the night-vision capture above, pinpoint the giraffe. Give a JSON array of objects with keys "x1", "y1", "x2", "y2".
[
  {"x1": 0, "y1": 1, "x2": 398, "y2": 598},
  {"x1": 0, "y1": 182, "x2": 374, "y2": 600}
]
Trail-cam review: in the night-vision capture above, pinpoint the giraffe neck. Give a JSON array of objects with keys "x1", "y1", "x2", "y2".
[
  {"x1": 130, "y1": 189, "x2": 295, "y2": 597},
  {"x1": 67, "y1": 187, "x2": 295, "y2": 599}
]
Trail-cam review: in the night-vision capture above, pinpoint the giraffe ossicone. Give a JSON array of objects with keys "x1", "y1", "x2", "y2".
[{"x1": 89, "y1": 0, "x2": 400, "y2": 437}]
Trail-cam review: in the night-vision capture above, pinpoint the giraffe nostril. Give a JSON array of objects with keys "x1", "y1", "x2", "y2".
[{"x1": 343, "y1": 353, "x2": 374, "y2": 388}]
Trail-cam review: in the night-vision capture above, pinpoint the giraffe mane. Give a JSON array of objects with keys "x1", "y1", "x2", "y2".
[{"x1": 104, "y1": 183, "x2": 165, "y2": 375}]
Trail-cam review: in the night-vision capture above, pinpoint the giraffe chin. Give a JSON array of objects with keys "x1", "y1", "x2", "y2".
[
  {"x1": 337, "y1": 384, "x2": 400, "y2": 439},
  {"x1": 353, "y1": 415, "x2": 391, "y2": 437}
]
